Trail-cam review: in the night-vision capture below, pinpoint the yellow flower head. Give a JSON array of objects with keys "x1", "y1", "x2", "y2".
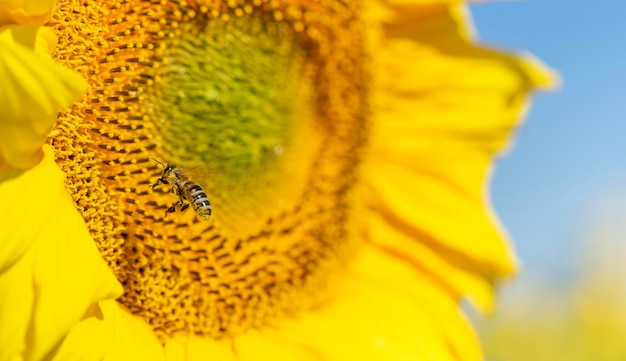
[{"x1": 0, "y1": 0, "x2": 554, "y2": 360}]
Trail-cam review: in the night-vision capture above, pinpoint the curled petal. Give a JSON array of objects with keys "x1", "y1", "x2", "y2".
[
  {"x1": 2, "y1": 23, "x2": 58, "y2": 55},
  {"x1": 0, "y1": 0, "x2": 57, "y2": 26},
  {"x1": 0, "y1": 27, "x2": 86, "y2": 180}
]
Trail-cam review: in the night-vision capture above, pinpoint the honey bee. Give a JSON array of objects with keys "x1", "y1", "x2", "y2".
[{"x1": 150, "y1": 158, "x2": 212, "y2": 221}]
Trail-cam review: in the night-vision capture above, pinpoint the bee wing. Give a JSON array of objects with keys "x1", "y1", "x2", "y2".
[{"x1": 178, "y1": 162, "x2": 228, "y2": 186}]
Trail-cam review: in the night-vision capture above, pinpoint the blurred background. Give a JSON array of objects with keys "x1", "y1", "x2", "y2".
[{"x1": 468, "y1": 1, "x2": 626, "y2": 360}]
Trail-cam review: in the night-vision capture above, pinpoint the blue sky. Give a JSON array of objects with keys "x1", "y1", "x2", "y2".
[{"x1": 469, "y1": 1, "x2": 626, "y2": 280}]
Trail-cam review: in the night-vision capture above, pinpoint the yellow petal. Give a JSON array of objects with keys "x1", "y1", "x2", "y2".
[
  {"x1": 0, "y1": 0, "x2": 57, "y2": 26},
  {"x1": 0, "y1": 146, "x2": 66, "y2": 272},
  {"x1": 377, "y1": 0, "x2": 558, "y2": 89},
  {"x1": 350, "y1": 244, "x2": 482, "y2": 361},
  {"x1": 54, "y1": 300, "x2": 164, "y2": 361},
  {"x1": 366, "y1": 206, "x2": 498, "y2": 310},
  {"x1": 363, "y1": 155, "x2": 513, "y2": 311},
  {"x1": 0, "y1": 27, "x2": 86, "y2": 180},
  {"x1": 381, "y1": 3, "x2": 476, "y2": 44},
  {"x1": 380, "y1": 3, "x2": 555, "y2": 89},
  {"x1": 51, "y1": 304, "x2": 111, "y2": 361},
  {"x1": 0, "y1": 146, "x2": 122, "y2": 361}
]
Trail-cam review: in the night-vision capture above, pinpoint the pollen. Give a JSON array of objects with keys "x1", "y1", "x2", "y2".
[{"x1": 49, "y1": 0, "x2": 367, "y2": 340}]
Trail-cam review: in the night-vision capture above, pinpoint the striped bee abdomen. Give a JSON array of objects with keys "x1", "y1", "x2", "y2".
[{"x1": 183, "y1": 182, "x2": 212, "y2": 221}]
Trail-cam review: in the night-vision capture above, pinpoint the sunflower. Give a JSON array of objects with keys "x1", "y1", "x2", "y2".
[{"x1": 0, "y1": 0, "x2": 553, "y2": 360}]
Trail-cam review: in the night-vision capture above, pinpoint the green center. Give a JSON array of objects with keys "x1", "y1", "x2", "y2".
[{"x1": 148, "y1": 16, "x2": 313, "y2": 183}]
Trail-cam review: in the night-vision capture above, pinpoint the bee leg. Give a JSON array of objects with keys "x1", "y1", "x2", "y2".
[
  {"x1": 152, "y1": 178, "x2": 169, "y2": 189},
  {"x1": 164, "y1": 205, "x2": 177, "y2": 218},
  {"x1": 173, "y1": 187, "x2": 189, "y2": 212},
  {"x1": 164, "y1": 199, "x2": 183, "y2": 218}
]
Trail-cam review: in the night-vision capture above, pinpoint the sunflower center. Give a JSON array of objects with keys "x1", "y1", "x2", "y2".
[{"x1": 50, "y1": 0, "x2": 366, "y2": 339}]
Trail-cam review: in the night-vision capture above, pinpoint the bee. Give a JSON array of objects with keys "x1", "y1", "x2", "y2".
[{"x1": 150, "y1": 158, "x2": 212, "y2": 221}]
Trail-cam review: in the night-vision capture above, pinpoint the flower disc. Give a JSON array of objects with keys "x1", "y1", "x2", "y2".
[{"x1": 50, "y1": 0, "x2": 367, "y2": 339}]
